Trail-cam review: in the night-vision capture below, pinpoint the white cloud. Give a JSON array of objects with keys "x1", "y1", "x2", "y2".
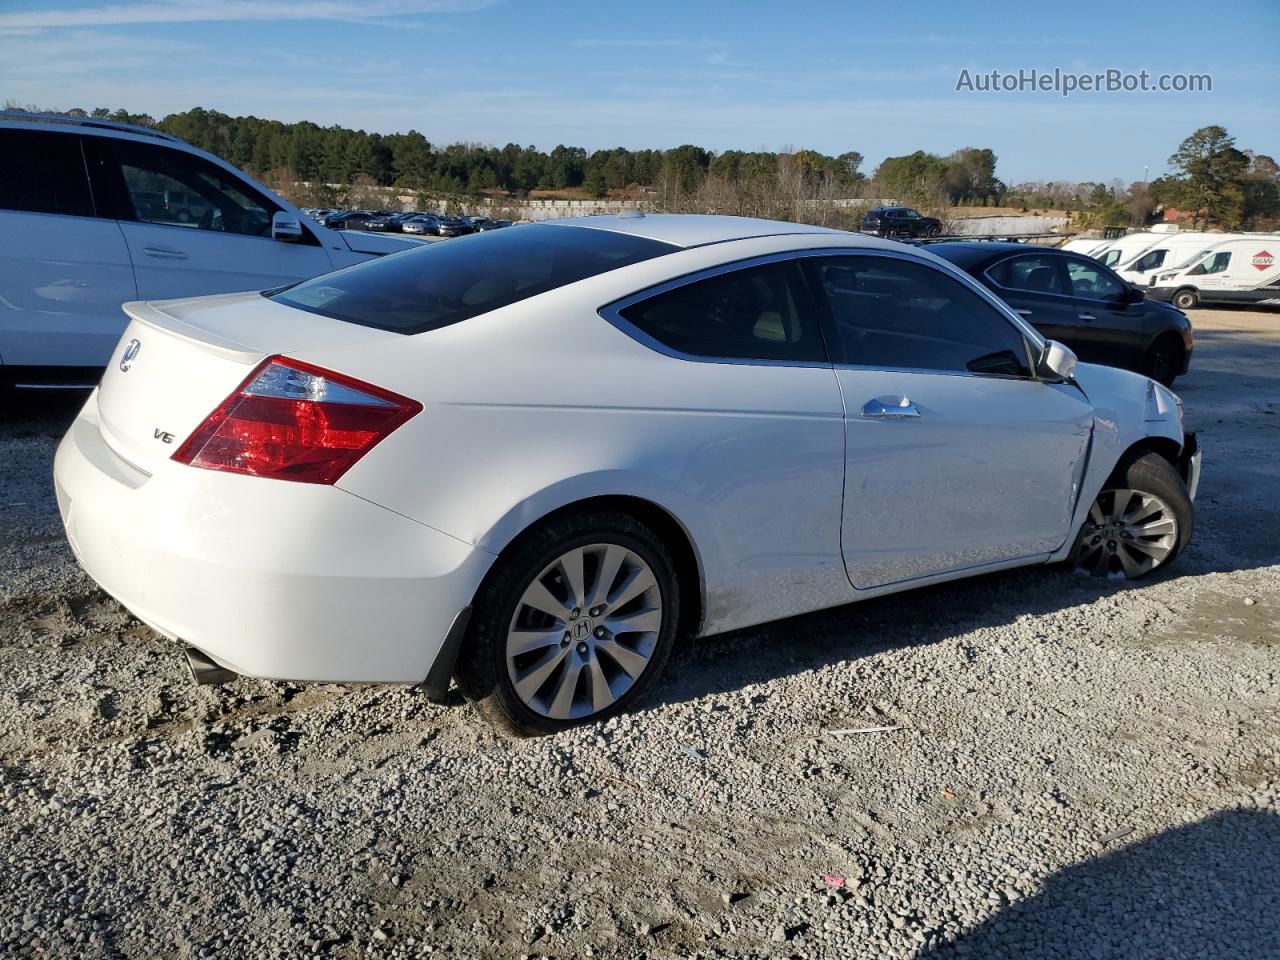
[{"x1": 0, "y1": 0, "x2": 494, "y2": 30}]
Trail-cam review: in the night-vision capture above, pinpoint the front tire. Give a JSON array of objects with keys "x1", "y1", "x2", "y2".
[
  {"x1": 456, "y1": 511, "x2": 679, "y2": 736},
  {"x1": 1172, "y1": 288, "x2": 1198, "y2": 311},
  {"x1": 1070, "y1": 452, "x2": 1193, "y2": 579}
]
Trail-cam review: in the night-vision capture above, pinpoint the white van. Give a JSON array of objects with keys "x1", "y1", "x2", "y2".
[
  {"x1": 0, "y1": 112, "x2": 427, "y2": 386},
  {"x1": 1147, "y1": 237, "x2": 1280, "y2": 310},
  {"x1": 1114, "y1": 233, "x2": 1221, "y2": 287},
  {"x1": 1087, "y1": 232, "x2": 1168, "y2": 269},
  {"x1": 1059, "y1": 237, "x2": 1113, "y2": 257}
]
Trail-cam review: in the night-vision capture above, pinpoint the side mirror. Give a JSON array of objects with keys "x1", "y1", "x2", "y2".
[
  {"x1": 1038, "y1": 339, "x2": 1078, "y2": 382},
  {"x1": 271, "y1": 211, "x2": 305, "y2": 243},
  {"x1": 1123, "y1": 284, "x2": 1145, "y2": 303}
]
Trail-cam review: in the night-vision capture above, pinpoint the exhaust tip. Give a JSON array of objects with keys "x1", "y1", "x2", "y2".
[{"x1": 185, "y1": 647, "x2": 239, "y2": 686}]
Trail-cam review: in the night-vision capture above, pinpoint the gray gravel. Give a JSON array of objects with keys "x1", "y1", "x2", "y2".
[{"x1": 2, "y1": 308, "x2": 1278, "y2": 959}]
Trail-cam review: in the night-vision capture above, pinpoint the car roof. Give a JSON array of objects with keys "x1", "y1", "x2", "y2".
[
  {"x1": 928, "y1": 241, "x2": 1062, "y2": 268},
  {"x1": 539, "y1": 213, "x2": 844, "y2": 249}
]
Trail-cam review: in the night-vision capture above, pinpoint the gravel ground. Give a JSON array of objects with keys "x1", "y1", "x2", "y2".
[{"x1": 2, "y1": 308, "x2": 1278, "y2": 960}]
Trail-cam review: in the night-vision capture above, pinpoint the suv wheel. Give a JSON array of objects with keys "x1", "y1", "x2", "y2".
[
  {"x1": 1070, "y1": 452, "x2": 1192, "y2": 579},
  {"x1": 456, "y1": 511, "x2": 679, "y2": 736}
]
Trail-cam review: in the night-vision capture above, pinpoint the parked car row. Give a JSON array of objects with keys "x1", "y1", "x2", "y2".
[
  {"x1": 301, "y1": 208, "x2": 513, "y2": 237},
  {"x1": 1061, "y1": 229, "x2": 1280, "y2": 311}
]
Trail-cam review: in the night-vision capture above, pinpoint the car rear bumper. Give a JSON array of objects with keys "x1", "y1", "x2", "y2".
[{"x1": 53, "y1": 395, "x2": 492, "y2": 683}]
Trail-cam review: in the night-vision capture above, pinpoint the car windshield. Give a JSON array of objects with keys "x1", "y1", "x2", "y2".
[
  {"x1": 1175, "y1": 249, "x2": 1213, "y2": 269},
  {"x1": 271, "y1": 224, "x2": 677, "y2": 334}
]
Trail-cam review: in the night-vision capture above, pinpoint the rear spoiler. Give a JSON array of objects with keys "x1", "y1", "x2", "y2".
[{"x1": 122, "y1": 299, "x2": 264, "y2": 365}]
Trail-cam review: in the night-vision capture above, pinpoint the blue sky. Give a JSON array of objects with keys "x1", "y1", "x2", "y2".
[{"x1": 1, "y1": 0, "x2": 1277, "y2": 185}]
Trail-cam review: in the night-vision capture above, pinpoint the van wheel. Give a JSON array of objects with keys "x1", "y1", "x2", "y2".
[
  {"x1": 1070, "y1": 452, "x2": 1192, "y2": 580},
  {"x1": 1172, "y1": 288, "x2": 1198, "y2": 311},
  {"x1": 456, "y1": 511, "x2": 679, "y2": 737},
  {"x1": 1143, "y1": 335, "x2": 1184, "y2": 386}
]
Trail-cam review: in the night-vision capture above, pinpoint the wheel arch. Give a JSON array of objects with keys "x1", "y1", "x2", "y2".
[
  {"x1": 471, "y1": 493, "x2": 707, "y2": 640},
  {"x1": 1115, "y1": 435, "x2": 1182, "y2": 475}
]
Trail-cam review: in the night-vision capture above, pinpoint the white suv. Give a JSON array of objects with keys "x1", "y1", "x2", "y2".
[{"x1": 0, "y1": 112, "x2": 424, "y2": 387}]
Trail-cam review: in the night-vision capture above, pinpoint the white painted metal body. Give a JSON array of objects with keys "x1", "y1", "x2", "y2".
[{"x1": 53, "y1": 216, "x2": 1193, "y2": 683}]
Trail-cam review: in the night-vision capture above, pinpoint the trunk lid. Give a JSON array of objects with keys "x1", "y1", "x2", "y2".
[{"x1": 96, "y1": 291, "x2": 395, "y2": 473}]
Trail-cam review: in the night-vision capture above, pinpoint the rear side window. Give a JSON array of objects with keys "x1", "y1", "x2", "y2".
[
  {"x1": 0, "y1": 128, "x2": 94, "y2": 217},
  {"x1": 805, "y1": 255, "x2": 1033, "y2": 377},
  {"x1": 272, "y1": 225, "x2": 675, "y2": 334},
  {"x1": 989, "y1": 254, "x2": 1066, "y2": 294},
  {"x1": 619, "y1": 260, "x2": 828, "y2": 363}
]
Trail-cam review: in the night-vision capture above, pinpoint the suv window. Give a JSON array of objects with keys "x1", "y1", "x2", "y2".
[
  {"x1": 273, "y1": 224, "x2": 675, "y2": 335},
  {"x1": 0, "y1": 128, "x2": 94, "y2": 217},
  {"x1": 1066, "y1": 259, "x2": 1126, "y2": 299},
  {"x1": 111, "y1": 140, "x2": 275, "y2": 237},
  {"x1": 804, "y1": 255, "x2": 1032, "y2": 377},
  {"x1": 619, "y1": 260, "x2": 827, "y2": 363},
  {"x1": 989, "y1": 254, "x2": 1066, "y2": 294}
]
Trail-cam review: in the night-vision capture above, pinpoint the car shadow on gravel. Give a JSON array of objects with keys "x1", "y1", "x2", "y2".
[
  {"x1": 0, "y1": 388, "x2": 88, "y2": 436},
  {"x1": 650, "y1": 563, "x2": 1197, "y2": 710},
  {"x1": 916, "y1": 809, "x2": 1280, "y2": 959}
]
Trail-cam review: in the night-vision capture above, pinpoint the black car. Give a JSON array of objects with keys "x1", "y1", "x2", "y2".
[
  {"x1": 323, "y1": 210, "x2": 375, "y2": 229},
  {"x1": 861, "y1": 206, "x2": 942, "y2": 238},
  {"x1": 471, "y1": 217, "x2": 512, "y2": 231},
  {"x1": 930, "y1": 242, "x2": 1193, "y2": 386}
]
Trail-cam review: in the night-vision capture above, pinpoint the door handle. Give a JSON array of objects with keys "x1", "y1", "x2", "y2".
[
  {"x1": 1078, "y1": 313, "x2": 1096, "y2": 321},
  {"x1": 1016, "y1": 308, "x2": 1033, "y2": 316},
  {"x1": 862, "y1": 397, "x2": 921, "y2": 419},
  {"x1": 142, "y1": 245, "x2": 189, "y2": 260}
]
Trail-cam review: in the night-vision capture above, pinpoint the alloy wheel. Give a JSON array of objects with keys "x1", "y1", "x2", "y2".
[
  {"x1": 505, "y1": 543, "x2": 663, "y2": 720},
  {"x1": 1073, "y1": 488, "x2": 1179, "y2": 579}
]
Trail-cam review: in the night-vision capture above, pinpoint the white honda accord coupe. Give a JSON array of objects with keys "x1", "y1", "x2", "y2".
[{"x1": 54, "y1": 214, "x2": 1201, "y2": 735}]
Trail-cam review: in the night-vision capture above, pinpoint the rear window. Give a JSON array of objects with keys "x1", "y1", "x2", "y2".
[
  {"x1": 0, "y1": 128, "x2": 94, "y2": 217},
  {"x1": 271, "y1": 224, "x2": 676, "y2": 334}
]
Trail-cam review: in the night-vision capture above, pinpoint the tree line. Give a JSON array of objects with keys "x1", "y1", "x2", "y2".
[{"x1": 19, "y1": 106, "x2": 1278, "y2": 229}]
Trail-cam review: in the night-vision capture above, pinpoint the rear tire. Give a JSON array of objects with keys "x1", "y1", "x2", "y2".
[
  {"x1": 1172, "y1": 288, "x2": 1198, "y2": 311},
  {"x1": 456, "y1": 510, "x2": 679, "y2": 737},
  {"x1": 1143, "y1": 335, "x2": 1184, "y2": 386},
  {"x1": 1070, "y1": 452, "x2": 1193, "y2": 579}
]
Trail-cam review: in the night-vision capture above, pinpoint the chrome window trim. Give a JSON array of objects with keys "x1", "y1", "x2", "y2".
[{"x1": 599, "y1": 245, "x2": 1048, "y2": 374}]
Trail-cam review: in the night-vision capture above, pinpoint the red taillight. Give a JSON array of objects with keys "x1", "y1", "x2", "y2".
[{"x1": 172, "y1": 356, "x2": 421, "y2": 484}]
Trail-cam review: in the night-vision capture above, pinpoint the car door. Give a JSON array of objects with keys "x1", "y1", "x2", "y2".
[
  {"x1": 0, "y1": 127, "x2": 138, "y2": 371},
  {"x1": 1183, "y1": 249, "x2": 1234, "y2": 302},
  {"x1": 609, "y1": 256, "x2": 853, "y2": 627},
  {"x1": 1063, "y1": 255, "x2": 1145, "y2": 368},
  {"x1": 802, "y1": 252, "x2": 1093, "y2": 590},
  {"x1": 984, "y1": 252, "x2": 1079, "y2": 346},
  {"x1": 91, "y1": 137, "x2": 335, "y2": 300}
]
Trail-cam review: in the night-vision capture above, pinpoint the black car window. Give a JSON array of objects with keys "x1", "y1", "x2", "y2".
[
  {"x1": 1066, "y1": 259, "x2": 1126, "y2": 300},
  {"x1": 0, "y1": 128, "x2": 94, "y2": 217},
  {"x1": 805, "y1": 255, "x2": 1032, "y2": 377},
  {"x1": 619, "y1": 260, "x2": 827, "y2": 363},
  {"x1": 989, "y1": 254, "x2": 1066, "y2": 294},
  {"x1": 111, "y1": 139, "x2": 277, "y2": 237},
  {"x1": 273, "y1": 224, "x2": 676, "y2": 335}
]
